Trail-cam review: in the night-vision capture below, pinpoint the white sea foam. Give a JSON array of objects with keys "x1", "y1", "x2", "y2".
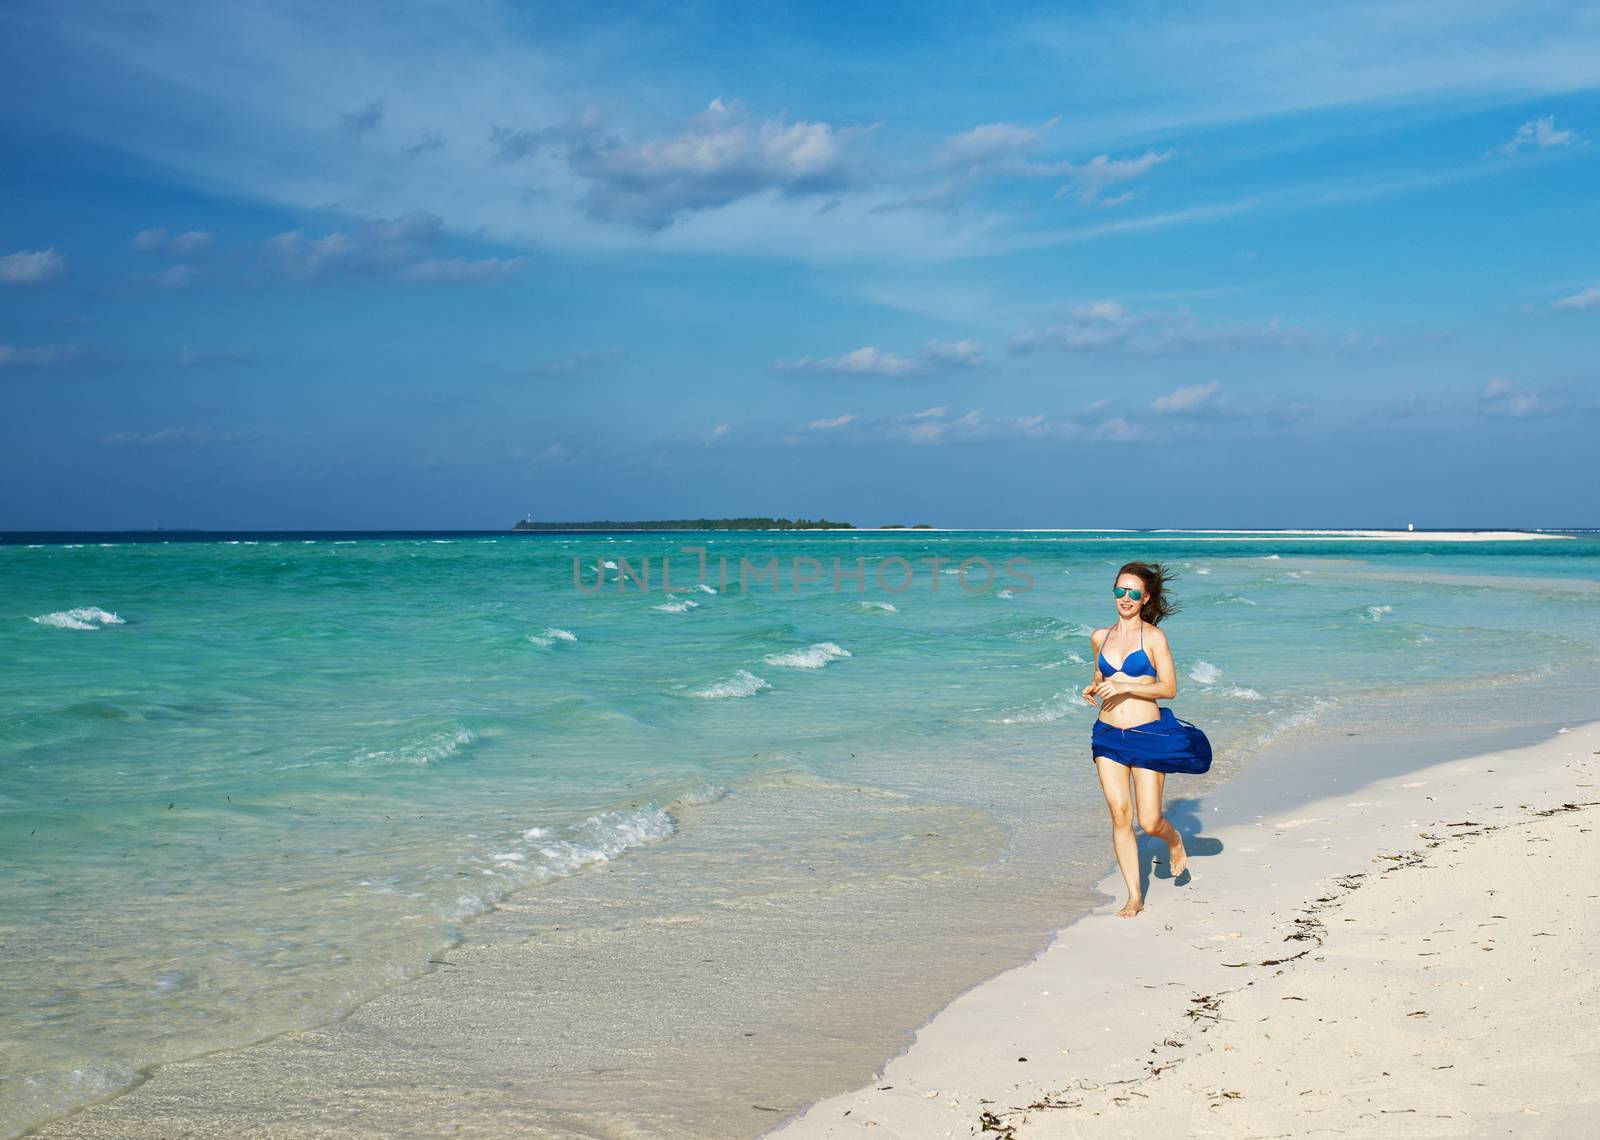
[
  {"x1": 1222, "y1": 685, "x2": 1265, "y2": 701},
  {"x1": 527, "y1": 627, "x2": 578, "y2": 647},
  {"x1": 688, "y1": 669, "x2": 770, "y2": 699},
  {"x1": 353, "y1": 725, "x2": 476, "y2": 765},
  {"x1": 763, "y1": 642, "x2": 852, "y2": 669},
  {"x1": 858, "y1": 600, "x2": 898, "y2": 613},
  {"x1": 653, "y1": 598, "x2": 699, "y2": 614},
  {"x1": 1193, "y1": 565, "x2": 1211, "y2": 575},
  {"x1": 1364, "y1": 604, "x2": 1393, "y2": 621},
  {"x1": 690, "y1": 583, "x2": 717, "y2": 594},
  {"x1": 993, "y1": 690, "x2": 1079, "y2": 724},
  {"x1": 997, "y1": 589, "x2": 1014, "y2": 599},
  {"x1": 31, "y1": 606, "x2": 126, "y2": 631},
  {"x1": 450, "y1": 803, "x2": 679, "y2": 921},
  {"x1": 1189, "y1": 660, "x2": 1223, "y2": 684},
  {"x1": 1041, "y1": 651, "x2": 1088, "y2": 670}
]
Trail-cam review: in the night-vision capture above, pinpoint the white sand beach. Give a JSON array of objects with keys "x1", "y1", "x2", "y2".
[{"x1": 768, "y1": 721, "x2": 1600, "y2": 1138}]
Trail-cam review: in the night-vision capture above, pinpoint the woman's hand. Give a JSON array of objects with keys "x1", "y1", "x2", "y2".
[
  {"x1": 1091, "y1": 678, "x2": 1123, "y2": 704},
  {"x1": 1081, "y1": 681, "x2": 1100, "y2": 706}
]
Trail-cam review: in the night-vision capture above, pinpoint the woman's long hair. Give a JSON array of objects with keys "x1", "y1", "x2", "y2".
[{"x1": 1117, "y1": 560, "x2": 1180, "y2": 626}]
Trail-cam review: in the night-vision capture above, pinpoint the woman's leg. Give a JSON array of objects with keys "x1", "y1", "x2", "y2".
[
  {"x1": 1094, "y1": 756, "x2": 1143, "y2": 917},
  {"x1": 1131, "y1": 767, "x2": 1187, "y2": 878}
]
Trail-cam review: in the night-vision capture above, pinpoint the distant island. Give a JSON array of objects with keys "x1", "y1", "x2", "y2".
[{"x1": 513, "y1": 516, "x2": 856, "y2": 531}]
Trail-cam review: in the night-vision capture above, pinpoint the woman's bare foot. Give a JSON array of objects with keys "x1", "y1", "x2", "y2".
[
  {"x1": 1168, "y1": 834, "x2": 1188, "y2": 879},
  {"x1": 1117, "y1": 896, "x2": 1144, "y2": 918}
]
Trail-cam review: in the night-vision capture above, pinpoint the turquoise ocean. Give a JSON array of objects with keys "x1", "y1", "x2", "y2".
[{"x1": 3, "y1": 529, "x2": 1597, "y2": 1135}]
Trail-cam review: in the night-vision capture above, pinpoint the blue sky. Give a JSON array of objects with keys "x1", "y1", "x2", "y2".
[{"x1": 2, "y1": 0, "x2": 1597, "y2": 529}]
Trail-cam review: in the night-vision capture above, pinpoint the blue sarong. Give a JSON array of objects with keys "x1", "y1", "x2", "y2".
[{"x1": 1091, "y1": 707, "x2": 1212, "y2": 774}]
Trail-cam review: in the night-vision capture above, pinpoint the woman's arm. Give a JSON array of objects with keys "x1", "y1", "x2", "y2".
[{"x1": 1082, "y1": 628, "x2": 1106, "y2": 705}]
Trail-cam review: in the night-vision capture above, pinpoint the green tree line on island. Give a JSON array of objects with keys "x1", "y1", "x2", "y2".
[{"x1": 512, "y1": 516, "x2": 859, "y2": 531}]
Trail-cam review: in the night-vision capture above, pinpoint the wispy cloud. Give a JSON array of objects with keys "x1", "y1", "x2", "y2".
[
  {"x1": 1553, "y1": 284, "x2": 1600, "y2": 311},
  {"x1": 1051, "y1": 150, "x2": 1173, "y2": 205},
  {"x1": 1479, "y1": 377, "x2": 1565, "y2": 417},
  {"x1": 149, "y1": 264, "x2": 197, "y2": 290},
  {"x1": 1151, "y1": 381, "x2": 1222, "y2": 415},
  {"x1": 525, "y1": 348, "x2": 625, "y2": 377},
  {"x1": 1012, "y1": 301, "x2": 1317, "y2": 355},
  {"x1": 808, "y1": 413, "x2": 857, "y2": 430},
  {"x1": 923, "y1": 338, "x2": 985, "y2": 366},
  {"x1": 265, "y1": 212, "x2": 524, "y2": 284},
  {"x1": 940, "y1": 118, "x2": 1058, "y2": 166},
  {"x1": 0, "y1": 248, "x2": 66, "y2": 284},
  {"x1": 798, "y1": 405, "x2": 1147, "y2": 445},
  {"x1": 98, "y1": 426, "x2": 258, "y2": 446},
  {"x1": 777, "y1": 346, "x2": 919, "y2": 376},
  {"x1": 132, "y1": 228, "x2": 214, "y2": 254},
  {"x1": 1148, "y1": 380, "x2": 1311, "y2": 425},
  {"x1": 176, "y1": 347, "x2": 254, "y2": 366},
  {"x1": 779, "y1": 338, "x2": 986, "y2": 376},
  {"x1": 0, "y1": 344, "x2": 80, "y2": 367},
  {"x1": 1501, "y1": 115, "x2": 1578, "y2": 155}
]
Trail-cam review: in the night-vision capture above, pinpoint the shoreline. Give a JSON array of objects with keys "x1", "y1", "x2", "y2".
[
  {"x1": 27, "y1": 683, "x2": 1598, "y2": 1138},
  {"x1": 765, "y1": 718, "x2": 1600, "y2": 1138}
]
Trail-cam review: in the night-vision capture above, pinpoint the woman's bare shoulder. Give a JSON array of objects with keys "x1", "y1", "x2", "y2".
[{"x1": 1145, "y1": 623, "x2": 1171, "y2": 645}]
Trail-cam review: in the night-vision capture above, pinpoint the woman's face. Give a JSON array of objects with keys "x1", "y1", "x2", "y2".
[{"x1": 1113, "y1": 573, "x2": 1145, "y2": 621}]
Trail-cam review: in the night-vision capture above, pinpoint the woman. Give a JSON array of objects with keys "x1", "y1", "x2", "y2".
[{"x1": 1081, "y1": 561, "x2": 1210, "y2": 918}]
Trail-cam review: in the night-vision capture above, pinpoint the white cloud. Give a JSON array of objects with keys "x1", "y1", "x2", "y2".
[
  {"x1": 149, "y1": 264, "x2": 196, "y2": 289},
  {"x1": 1501, "y1": 115, "x2": 1577, "y2": 155},
  {"x1": 0, "y1": 248, "x2": 66, "y2": 284},
  {"x1": 398, "y1": 256, "x2": 523, "y2": 284},
  {"x1": 1553, "y1": 284, "x2": 1600, "y2": 311},
  {"x1": 1479, "y1": 377, "x2": 1564, "y2": 417},
  {"x1": 98, "y1": 426, "x2": 256, "y2": 446},
  {"x1": 924, "y1": 338, "x2": 985, "y2": 366},
  {"x1": 1151, "y1": 381, "x2": 1223, "y2": 414},
  {"x1": 797, "y1": 405, "x2": 1147, "y2": 446},
  {"x1": 1010, "y1": 300, "x2": 1135, "y2": 352},
  {"x1": 941, "y1": 120, "x2": 1054, "y2": 165},
  {"x1": 1013, "y1": 301, "x2": 1317, "y2": 355},
  {"x1": 265, "y1": 212, "x2": 523, "y2": 284},
  {"x1": 133, "y1": 228, "x2": 214, "y2": 254},
  {"x1": 808, "y1": 413, "x2": 857, "y2": 429},
  {"x1": 1051, "y1": 150, "x2": 1173, "y2": 204},
  {"x1": 708, "y1": 423, "x2": 731, "y2": 441},
  {"x1": 777, "y1": 346, "x2": 919, "y2": 376},
  {"x1": 0, "y1": 344, "x2": 79, "y2": 367},
  {"x1": 568, "y1": 98, "x2": 872, "y2": 228}
]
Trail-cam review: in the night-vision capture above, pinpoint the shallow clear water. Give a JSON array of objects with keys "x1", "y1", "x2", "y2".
[{"x1": 2, "y1": 529, "x2": 1597, "y2": 1135}]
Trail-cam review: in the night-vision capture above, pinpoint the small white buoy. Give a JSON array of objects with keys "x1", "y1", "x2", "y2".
[{"x1": 1407, "y1": 522, "x2": 1414, "y2": 531}]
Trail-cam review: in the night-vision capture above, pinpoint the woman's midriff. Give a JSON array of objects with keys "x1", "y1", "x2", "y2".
[{"x1": 1096, "y1": 686, "x2": 1162, "y2": 730}]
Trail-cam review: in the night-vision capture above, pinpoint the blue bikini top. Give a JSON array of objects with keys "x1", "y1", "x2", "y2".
[{"x1": 1098, "y1": 623, "x2": 1157, "y2": 679}]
